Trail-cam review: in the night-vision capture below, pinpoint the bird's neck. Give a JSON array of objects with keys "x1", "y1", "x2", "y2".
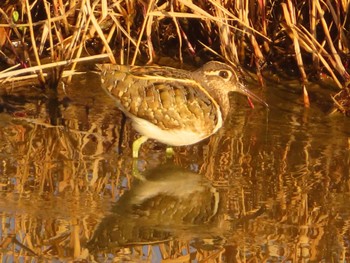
[
  {"x1": 199, "y1": 81, "x2": 231, "y2": 120},
  {"x1": 213, "y1": 91, "x2": 231, "y2": 121}
]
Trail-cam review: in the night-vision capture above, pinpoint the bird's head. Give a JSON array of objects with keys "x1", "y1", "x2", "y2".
[{"x1": 192, "y1": 61, "x2": 268, "y2": 108}]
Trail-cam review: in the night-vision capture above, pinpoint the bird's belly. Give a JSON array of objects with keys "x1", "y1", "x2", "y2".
[{"x1": 132, "y1": 116, "x2": 215, "y2": 146}]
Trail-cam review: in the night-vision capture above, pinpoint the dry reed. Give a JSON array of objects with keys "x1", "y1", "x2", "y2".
[{"x1": 0, "y1": 0, "x2": 348, "y2": 111}]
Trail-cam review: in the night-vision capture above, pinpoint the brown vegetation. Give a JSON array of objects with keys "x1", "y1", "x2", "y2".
[{"x1": 0, "y1": 0, "x2": 349, "y2": 111}]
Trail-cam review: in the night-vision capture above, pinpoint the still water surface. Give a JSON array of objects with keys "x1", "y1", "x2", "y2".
[{"x1": 0, "y1": 69, "x2": 349, "y2": 262}]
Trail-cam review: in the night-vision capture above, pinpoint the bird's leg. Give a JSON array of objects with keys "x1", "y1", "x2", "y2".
[
  {"x1": 132, "y1": 159, "x2": 146, "y2": 181},
  {"x1": 132, "y1": 135, "x2": 148, "y2": 180},
  {"x1": 132, "y1": 135, "x2": 148, "y2": 159},
  {"x1": 165, "y1": 147, "x2": 174, "y2": 158}
]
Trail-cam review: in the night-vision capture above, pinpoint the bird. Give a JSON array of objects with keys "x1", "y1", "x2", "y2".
[
  {"x1": 87, "y1": 164, "x2": 221, "y2": 250},
  {"x1": 97, "y1": 61, "x2": 267, "y2": 158}
]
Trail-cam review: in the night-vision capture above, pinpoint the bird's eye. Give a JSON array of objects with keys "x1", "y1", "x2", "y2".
[{"x1": 218, "y1": 70, "x2": 230, "y2": 79}]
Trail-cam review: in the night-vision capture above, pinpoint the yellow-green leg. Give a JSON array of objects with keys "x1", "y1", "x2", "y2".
[
  {"x1": 132, "y1": 159, "x2": 146, "y2": 181},
  {"x1": 165, "y1": 147, "x2": 174, "y2": 158},
  {"x1": 132, "y1": 136, "x2": 148, "y2": 180},
  {"x1": 132, "y1": 136, "x2": 148, "y2": 159}
]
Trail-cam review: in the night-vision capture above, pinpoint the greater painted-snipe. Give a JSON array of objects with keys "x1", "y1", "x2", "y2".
[{"x1": 98, "y1": 61, "x2": 266, "y2": 158}]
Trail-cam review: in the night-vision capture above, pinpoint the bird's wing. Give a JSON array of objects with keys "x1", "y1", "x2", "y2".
[{"x1": 99, "y1": 64, "x2": 222, "y2": 133}]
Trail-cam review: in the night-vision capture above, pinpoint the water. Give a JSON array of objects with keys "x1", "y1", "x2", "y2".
[{"x1": 0, "y1": 69, "x2": 349, "y2": 262}]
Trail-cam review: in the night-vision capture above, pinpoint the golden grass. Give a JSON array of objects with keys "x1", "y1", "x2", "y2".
[{"x1": 0, "y1": 1, "x2": 348, "y2": 87}]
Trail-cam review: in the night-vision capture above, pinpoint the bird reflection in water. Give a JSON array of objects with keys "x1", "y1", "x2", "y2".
[
  {"x1": 88, "y1": 164, "x2": 264, "y2": 254},
  {"x1": 88, "y1": 164, "x2": 220, "y2": 250}
]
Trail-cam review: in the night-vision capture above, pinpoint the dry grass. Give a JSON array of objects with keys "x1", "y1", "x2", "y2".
[{"x1": 0, "y1": 1, "x2": 348, "y2": 88}]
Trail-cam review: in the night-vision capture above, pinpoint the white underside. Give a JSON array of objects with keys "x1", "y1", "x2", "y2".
[{"x1": 132, "y1": 117, "x2": 213, "y2": 146}]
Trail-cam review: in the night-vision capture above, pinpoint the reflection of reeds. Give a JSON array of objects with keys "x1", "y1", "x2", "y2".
[
  {"x1": 0, "y1": 97, "x2": 132, "y2": 259},
  {"x1": 0, "y1": 75, "x2": 349, "y2": 261}
]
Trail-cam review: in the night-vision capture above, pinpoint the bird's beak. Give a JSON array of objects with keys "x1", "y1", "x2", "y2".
[{"x1": 238, "y1": 83, "x2": 268, "y2": 108}]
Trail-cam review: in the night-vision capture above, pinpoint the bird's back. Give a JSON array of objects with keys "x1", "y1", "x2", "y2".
[{"x1": 98, "y1": 64, "x2": 223, "y2": 143}]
